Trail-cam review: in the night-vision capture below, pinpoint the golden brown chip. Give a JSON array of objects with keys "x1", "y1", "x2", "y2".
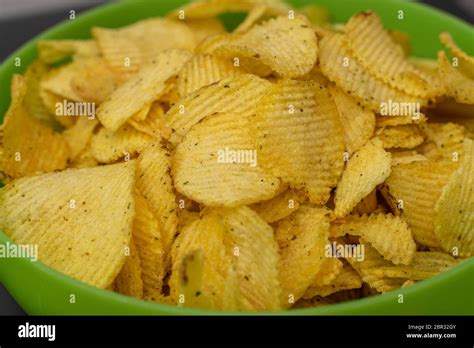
[
  {"x1": 383, "y1": 161, "x2": 456, "y2": 247},
  {"x1": 173, "y1": 112, "x2": 280, "y2": 207},
  {"x1": 136, "y1": 142, "x2": 178, "y2": 260},
  {"x1": 216, "y1": 206, "x2": 281, "y2": 311},
  {"x1": 334, "y1": 138, "x2": 391, "y2": 217},
  {"x1": 1, "y1": 75, "x2": 70, "y2": 178},
  {"x1": 62, "y1": 117, "x2": 98, "y2": 159},
  {"x1": 434, "y1": 138, "x2": 473, "y2": 257},
  {"x1": 421, "y1": 122, "x2": 465, "y2": 162},
  {"x1": 96, "y1": 49, "x2": 192, "y2": 131},
  {"x1": 0, "y1": 161, "x2": 136, "y2": 288},
  {"x1": 438, "y1": 51, "x2": 474, "y2": 104},
  {"x1": 37, "y1": 39, "x2": 100, "y2": 64},
  {"x1": 302, "y1": 257, "x2": 343, "y2": 299},
  {"x1": 439, "y1": 32, "x2": 474, "y2": 78},
  {"x1": 303, "y1": 264, "x2": 362, "y2": 298},
  {"x1": 128, "y1": 102, "x2": 171, "y2": 139},
  {"x1": 251, "y1": 189, "x2": 300, "y2": 223},
  {"x1": 353, "y1": 189, "x2": 378, "y2": 215},
  {"x1": 277, "y1": 206, "x2": 331, "y2": 307},
  {"x1": 376, "y1": 113, "x2": 426, "y2": 127},
  {"x1": 376, "y1": 125, "x2": 425, "y2": 149},
  {"x1": 90, "y1": 124, "x2": 153, "y2": 163},
  {"x1": 253, "y1": 79, "x2": 344, "y2": 205},
  {"x1": 40, "y1": 60, "x2": 87, "y2": 102},
  {"x1": 115, "y1": 238, "x2": 144, "y2": 299},
  {"x1": 329, "y1": 85, "x2": 375, "y2": 154},
  {"x1": 167, "y1": 74, "x2": 271, "y2": 142}
]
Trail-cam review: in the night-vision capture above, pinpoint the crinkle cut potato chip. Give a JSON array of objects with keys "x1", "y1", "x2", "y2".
[
  {"x1": 334, "y1": 138, "x2": 391, "y2": 217},
  {"x1": 439, "y1": 32, "x2": 474, "y2": 78},
  {"x1": 376, "y1": 125, "x2": 425, "y2": 149},
  {"x1": 303, "y1": 257, "x2": 344, "y2": 299},
  {"x1": 303, "y1": 264, "x2": 362, "y2": 298},
  {"x1": 251, "y1": 189, "x2": 300, "y2": 223},
  {"x1": 434, "y1": 138, "x2": 474, "y2": 257},
  {"x1": 438, "y1": 51, "x2": 474, "y2": 104},
  {"x1": 216, "y1": 206, "x2": 281, "y2": 311},
  {"x1": 420, "y1": 122, "x2": 465, "y2": 162},
  {"x1": 166, "y1": 74, "x2": 271, "y2": 142},
  {"x1": 253, "y1": 79, "x2": 344, "y2": 205},
  {"x1": 173, "y1": 112, "x2": 280, "y2": 207},
  {"x1": 96, "y1": 49, "x2": 192, "y2": 131},
  {"x1": 383, "y1": 161, "x2": 456, "y2": 247},
  {"x1": 277, "y1": 206, "x2": 330, "y2": 307},
  {"x1": 115, "y1": 238, "x2": 144, "y2": 299},
  {"x1": 0, "y1": 75, "x2": 70, "y2": 178},
  {"x1": 213, "y1": 15, "x2": 318, "y2": 78},
  {"x1": 37, "y1": 39, "x2": 100, "y2": 64},
  {"x1": 0, "y1": 162, "x2": 136, "y2": 288}
]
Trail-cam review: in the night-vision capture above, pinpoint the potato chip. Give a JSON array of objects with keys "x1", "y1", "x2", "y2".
[
  {"x1": 329, "y1": 85, "x2": 375, "y2": 154},
  {"x1": 334, "y1": 138, "x2": 391, "y2": 217},
  {"x1": 166, "y1": 0, "x2": 291, "y2": 20},
  {"x1": 376, "y1": 125, "x2": 425, "y2": 149},
  {"x1": 180, "y1": 18, "x2": 226, "y2": 44},
  {"x1": 90, "y1": 124, "x2": 153, "y2": 163},
  {"x1": 177, "y1": 210, "x2": 201, "y2": 232},
  {"x1": 376, "y1": 113, "x2": 426, "y2": 127},
  {"x1": 438, "y1": 51, "x2": 474, "y2": 104},
  {"x1": 166, "y1": 74, "x2": 271, "y2": 142},
  {"x1": 303, "y1": 264, "x2": 362, "y2": 298},
  {"x1": 389, "y1": 30, "x2": 411, "y2": 57},
  {"x1": 292, "y1": 296, "x2": 334, "y2": 308},
  {"x1": 133, "y1": 193, "x2": 165, "y2": 299},
  {"x1": 38, "y1": 39, "x2": 100, "y2": 64},
  {"x1": 39, "y1": 88, "x2": 76, "y2": 128},
  {"x1": 319, "y1": 33, "x2": 425, "y2": 113},
  {"x1": 383, "y1": 161, "x2": 456, "y2": 247},
  {"x1": 128, "y1": 102, "x2": 171, "y2": 139},
  {"x1": 62, "y1": 117, "x2": 98, "y2": 159},
  {"x1": 250, "y1": 189, "x2": 300, "y2": 223},
  {"x1": 92, "y1": 19, "x2": 195, "y2": 73},
  {"x1": 115, "y1": 238, "x2": 144, "y2": 299},
  {"x1": 173, "y1": 112, "x2": 280, "y2": 207},
  {"x1": 434, "y1": 138, "x2": 473, "y2": 257},
  {"x1": 277, "y1": 206, "x2": 330, "y2": 307},
  {"x1": 439, "y1": 32, "x2": 474, "y2": 78},
  {"x1": 353, "y1": 189, "x2": 378, "y2": 215},
  {"x1": 253, "y1": 79, "x2": 344, "y2": 205},
  {"x1": 169, "y1": 214, "x2": 239, "y2": 310},
  {"x1": 213, "y1": 16, "x2": 318, "y2": 78},
  {"x1": 0, "y1": 75, "x2": 70, "y2": 178},
  {"x1": 40, "y1": 60, "x2": 88, "y2": 102},
  {"x1": 70, "y1": 146, "x2": 98, "y2": 169},
  {"x1": 177, "y1": 54, "x2": 243, "y2": 97},
  {"x1": 421, "y1": 122, "x2": 465, "y2": 162},
  {"x1": 0, "y1": 161, "x2": 136, "y2": 288},
  {"x1": 233, "y1": 5, "x2": 267, "y2": 33},
  {"x1": 344, "y1": 12, "x2": 430, "y2": 97},
  {"x1": 136, "y1": 143, "x2": 178, "y2": 260},
  {"x1": 217, "y1": 206, "x2": 281, "y2": 311},
  {"x1": 369, "y1": 252, "x2": 463, "y2": 280},
  {"x1": 302, "y1": 257, "x2": 343, "y2": 299},
  {"x1": 390, "y1": 150, "x2": 427, "y2": 166},
  {"x1": 96, "y1": 49, "x2": 191, "y2": 131}
]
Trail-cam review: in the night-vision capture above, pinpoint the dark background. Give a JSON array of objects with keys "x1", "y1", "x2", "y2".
[{"x1": 0, "y1": 0, "x2": 473, "y2": 315}]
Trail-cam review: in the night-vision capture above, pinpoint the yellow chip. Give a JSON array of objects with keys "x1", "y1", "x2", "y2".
[
  {"x1": 173, "y1": 112, "x2": 280, "y2": 207},
  {"x1": 70, "y1": 146, "x2": 98, "y2": 169},
  {"x1": 334, "y1": 138, "x2": 391, "y2": 217},
  {"x1": 389, "y1": 29, "x2": 411, "y2": 57},
  {"x1": 376, "y1": 113, "x2": 426, "y2": 127},
  {"x1": 390, "y1": 150, "x2": 427, "y2": 166},
  {"x1": 277, "y1": 206, "x2": 331, "y2": 307},
  {"x1": 253, "y1": 79, "x2": 345, "y2": 205},
  {"x1": 0, "y1": 75, "x2": 70, "y2": 178},
  {"x1": 438, "y1": 51, "x2": 474, "y2": 104},
  {"x1": 39, "y1": 88, "x2": 76, "y2": 128},
  {"x1": 216, "y1": 206, "x2": 281, "y2": 311},
  {"x1": 166, "y1": 74, "x2": 271, "y2": 142},
  {"x1": 302, "y1": 257, "x2": 343, "y2": 299},
  {"x1": 177, "y1": 54, "x2": 243, "y2": 97},
  {"x1": 0, "y1": 161, "x2": 136, "y2": 288},
  {"x1": 62, "y1": 117, "x2": 98, "y2": 159},
  {"x1": 369, "y1": 252, "x2": 463, "y2": 280},
  {"x1": 303, "y1": 264, "x2": 362, "y2": 298},
  {"x1": 169, "y1": 214, "x2": 239, "y2": 310},
  {"x1": 421, "y1": 122, "x2": 465, "y2": 162},
  {"x1": 233, "y1": 5, "x2": 267, "y2": 33},
  {"x1": 180, "y1": 18, "x2": 226, "y2": 45},
  {"x1": 250, "y1": 189, "x2": 300, "y2": 223},
  {"x1": 133, "y1": 193, "x2": 165, "y2": 300},
  {"x1": 376, "y1": 125, "x2": 425, "y2": 149},
  {"x1": 319, "y1": 33, "x2": 425, "y2": 113},
  {"x1": 128, "y1": 102, "x2": 172, "y2": 139},
  {"x1": 213, "y1": 16, "x2": 318, "y2": 78},
  {"x1": 166, "y1": 0, "x2": 291, "y2": 20},
  {"x1": 439, "y1": 32, "x2": 474, "y2": 78},
  {"x1": 90, "y1": 124, "x2": 153, "y2": 163},
  {"x1": 41, "y1": 60, "x2": 88, "y2": 102},
  {"x1": 115, "y1": 238, "x2": 144, "y2": 299},
  {"x1": 434, "y1": 138, "x2": 474, "y2": 257},
  {"x1": 344, "y1": 12, "x2": 430, "y2": 97},
  {"x1": 96, "y1": 49, "x2": 192, "y2": 131},
  {"x1": 92, "y1": 18, "x2": 195, "y2": 73},
  {"x1": 136, "y1": 142, "x2": 178, "y2": 260},
  {"x1": 329, "y1": 85, "x2": 375, "y2": 154},
  {"x1": 383, "y1": 161, "x2": 456, "y2": 247},
  {"x1": 37, "y1": 39, "x2": 100, "y2": 64}
]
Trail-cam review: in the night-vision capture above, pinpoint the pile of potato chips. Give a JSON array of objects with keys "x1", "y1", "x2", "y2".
[{"x1": 0, "y1": 0, "x2": 472, "y2": 311}]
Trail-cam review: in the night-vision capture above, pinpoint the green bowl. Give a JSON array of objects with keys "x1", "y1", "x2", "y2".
[{"x1": 0, "y1": 0, "x2": 473, "y2": 315}]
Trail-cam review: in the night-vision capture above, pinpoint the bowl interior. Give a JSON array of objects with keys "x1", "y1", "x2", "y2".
[{"x1": 0, "y1": 0, "x2": 473, "y2": 315}]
